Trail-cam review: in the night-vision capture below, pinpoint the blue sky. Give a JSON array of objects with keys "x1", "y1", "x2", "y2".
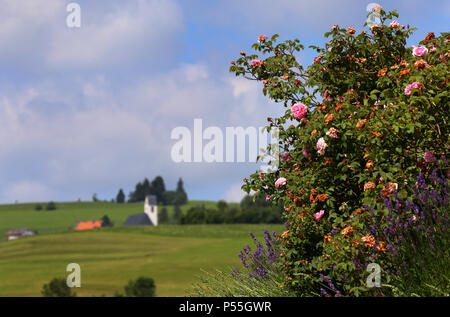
[{"x1": 0, "y1": 0, "x2": 448, "y2": 203}]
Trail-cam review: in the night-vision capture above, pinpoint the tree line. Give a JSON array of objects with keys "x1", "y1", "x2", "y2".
[
  {"x1": 178, "y1": 195, "x2": 283, "y2": 225},
  {"x1": 115, "y1": 176, "x2": 188, "y2": 205}
]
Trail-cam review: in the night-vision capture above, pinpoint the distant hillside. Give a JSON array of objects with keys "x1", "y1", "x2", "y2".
[
  {"x1": 0, "y1": 224, "x2": 283, "y2": 296},
  {"x1": 0, "y1": 200, "x2": 224, "y2": 238}
]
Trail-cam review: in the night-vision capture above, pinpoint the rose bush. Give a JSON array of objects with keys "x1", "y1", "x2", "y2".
[{"x1": 230, "y1": 8, "x2": 449, "y2": 296}]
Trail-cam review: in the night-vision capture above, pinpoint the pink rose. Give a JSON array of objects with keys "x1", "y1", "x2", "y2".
[
  {"x1": 302, "y1": 147, "x2": 311, "y2": 159},
  {"x1": 404, "y1": 81, "x2": 423, "y2": 96},
  {"x1": 275, "y1": 177, "x2": 287, "y2": 188},
  {"x1": 281, "y1": 153, "x2": 292, "y2": 161},
  {"x1": 430, "y1": 46, "x2": 437, "y2": 53},
  {"x1": 266, "y1": 194, "x2": 271, "y2": 202},
  {"x1": 424, "y1": 151, "x2": 434, "y2": 162},
  {"x1": 412, "y1": 45, "x2": 428, "y2": 57},
  {"x1": 389, "y1": 20, "x2": 400, "y2": 28},
  {"x1": 372, "y1": 4, "x2": 382, "y2": 12},
  {"x1": 326, "y1": 127, "x2": 339, "y2": 139},
  {"x1": 314, "y1": 210, "x2": 325, "y2": 221},
  {"x1": 313, "y1": 54, "x2": 323, "y2": 64},
  {"x1": 323, "y1": 89, "x2": 331, "y2": 101},
  {"x1": 258, "y1": 35, "x2": 268, "y2": 43},
  {"x1": 364, "y1": 182, "x2": 376, "y2": 192},
  {"x1": 251, "y1": 60, "x2": 263, "y2": 67},
  {"x1": 316, "y1": 137, "x2": 327, "y2": 156},
  {"x1": 291, "y1": 103, "x2": 307, "y2": 119}
]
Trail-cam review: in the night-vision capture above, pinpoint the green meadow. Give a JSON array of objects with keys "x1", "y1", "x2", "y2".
[
  {"x1": 0, "y1": 200, "x2": 224, "y2": 237},
  {"x1": 0, "y1": 201, "x2": 282, "y2": 297}
]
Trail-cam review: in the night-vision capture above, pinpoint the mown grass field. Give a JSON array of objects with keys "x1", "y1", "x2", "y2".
[
  {"x1": 0, "y1": 200, "x2": 281, "y2": 297},
  {"x1": 0, "y1": 200, "x2": 228, "y2": 237},
  {"x1": 0, "y1": 224, "x2": 283, "y2": 297}
]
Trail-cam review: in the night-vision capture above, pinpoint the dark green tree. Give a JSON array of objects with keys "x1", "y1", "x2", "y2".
[
  {"x1": 129, "y1": 181, "x2": 145, "y2": 202},
  {"x1": 180, "y1": 206, "x2": 206, "y2": 224},
  {"x1": 41, "y1": 278, "x2": 77, "y2": 297},
  {"x1": 159, "y1": 207, "x2": 169, "y2": 224},
  {"x1": 124, "y1": 277, "x2": 156, "y2": 297},
  {"x1": 163, "y1": 190, "x2": 177, "y2": 205},
  {"x1": 175, "y1": 178, "x2": 188, "y2": 205},
  {"x1": 101, "y1": 215, "x2": 113, "y2": 227},
  {"x1": 173, "y1": 204, "x2": 182, "y2": 223},
  {"x1": 116, "y1": 189, "x2": 125, "y2": 203},
  {"x1": 151, "y1": 176, "x2": 166, "y2": 204},
  {"x1": 45, "y1": 201, "x2": 56, "y2": 211},
  {"x1": 217, "y1": 200, "x2": 228, "y2": 212}
]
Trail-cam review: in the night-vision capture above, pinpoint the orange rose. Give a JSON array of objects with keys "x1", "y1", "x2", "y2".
[
  {"x1": 399, "y1": 68, "x2": 411, "y2": 78},
  {"x1": 364, "y1": 182, "x2": 376, "y2": 192},
  {"x1": 341, "y1": 226, "x2": 354, "y2": 237},
  {"x1": 317, "y1": 104, "x2": 327, "y2": 112},
  {"x1": 324, "y1": 113, "x2": 335, "y2": 124},
  {"x1": 281, "y1": 230, "x2": 290, "y2": 239},
  {"x1": 376, "y1": 241, "x2": 386, "y2": 252},
  {"x1": 371, "y1": 131, "x2": 382, "y2": 137},
  {"x1": 356, "y1": 119, "x2": 367, "y2": 130},
  {"x1": 414, "y1": 59, "x2": 429, "y2": 70},
  {"x1": 347, "y1": 26, "x2": 356, "y2": 34},
  {"x1": 421, "y1": 32, "x2": 435, "y2": 42},
  {"x1": 309, "y1": 189, "x2": 318, "y2": 202},
  {"x1": 377, "y1": 67, "x2": 388, "y2": 77},
  {"x1": 361, "y1": 235, "x2": 376, "y2": 247},
  {"x1": 366, "y1": 160, "x2": 374, "y2": 169}
]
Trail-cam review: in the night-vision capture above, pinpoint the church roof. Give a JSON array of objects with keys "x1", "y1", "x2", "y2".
[
  {"x1": 147, "y1": 195, "x2": 157, "y2": 205},
  {"x1": 123, "y1": 213, "x2": 154, "y2": 226}
]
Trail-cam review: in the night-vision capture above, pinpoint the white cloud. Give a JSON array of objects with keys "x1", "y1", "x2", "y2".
[
  {"x1": 0, "y1": 0, "x2": 184, "y2": 71},
  {"x1": 230, "y1": 78, "x2": 255, "y2": 98},
  {"x1": 0, "y1": 61, "x2": 277, "y2": 203},
  {"x1": 222, "y1": 183, "x2": 247, "y2": 203},
  {"x1": 182, "y1": 63, "x2": 209, "y2": 82},
  {"x1": 1, "y1": 181, "x2": 56, "y2": 203}
]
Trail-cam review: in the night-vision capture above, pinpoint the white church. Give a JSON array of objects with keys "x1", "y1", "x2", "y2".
[{"x1": 123, "y1": 195, "x2": 158, "y2": 226}]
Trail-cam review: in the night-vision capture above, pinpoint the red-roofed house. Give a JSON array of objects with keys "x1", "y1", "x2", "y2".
[{"x1": 75, "y1": 220, "x2": 103, "y2": 231}]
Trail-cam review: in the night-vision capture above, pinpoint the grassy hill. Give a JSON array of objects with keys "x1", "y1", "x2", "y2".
[
  {"x1": 0, "y1": 224, "x2": 283, "y2": 297},
  {"x1": 0, "y1": 200, "x2": 227, "y2": 237}
]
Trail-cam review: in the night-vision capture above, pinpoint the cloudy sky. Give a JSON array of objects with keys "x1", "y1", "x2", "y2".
[{"x1": 0, "y1": 0, "x2": 448, "y2": 204}]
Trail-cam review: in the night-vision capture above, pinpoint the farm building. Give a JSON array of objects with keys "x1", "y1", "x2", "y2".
[
  {"x1": 6, "y1": 228, "x2": 36, "y2": 241},
  {"x1": 124, "y1": 195, "x2": 158, "y2": 226},
  {"x1": 75, "y1": 220, "x2": 103, "y2": 231}
]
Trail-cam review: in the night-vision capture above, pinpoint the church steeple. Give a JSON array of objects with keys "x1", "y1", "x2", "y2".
[{"x1": 144, "y1": 195, "x2": 158, "y2": 226}]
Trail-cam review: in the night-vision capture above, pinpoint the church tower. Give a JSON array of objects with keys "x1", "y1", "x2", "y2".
[{"x1": 144, "y1": 195, "x2": 158, "y2": 226}]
